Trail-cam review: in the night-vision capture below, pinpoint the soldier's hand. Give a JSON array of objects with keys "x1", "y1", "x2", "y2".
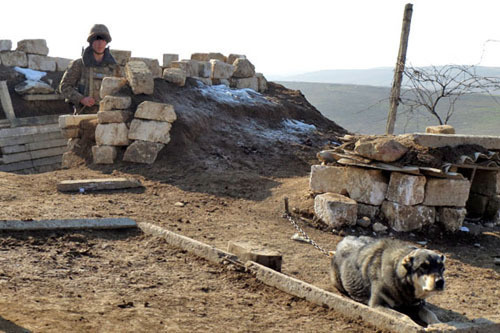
[{"x1": 80, "y1": 96, "x2": 96, "y2": 107}]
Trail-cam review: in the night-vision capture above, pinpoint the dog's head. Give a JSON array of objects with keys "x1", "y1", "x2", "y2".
[{"x1": 401, "y1": 249, "x2": 445, "y2": 300}]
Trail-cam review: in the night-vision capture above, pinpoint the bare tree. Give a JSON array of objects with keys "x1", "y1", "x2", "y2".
[{"x1": 400, "y1": 64, "x2": 500, "y2": 125}]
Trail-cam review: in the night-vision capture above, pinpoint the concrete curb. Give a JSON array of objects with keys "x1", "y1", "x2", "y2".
[{"x1": 0, "y1": 218, "x2": 137, "y2": 231}]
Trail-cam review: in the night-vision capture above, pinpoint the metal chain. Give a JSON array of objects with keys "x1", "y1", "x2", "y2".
[{"x1": 283, "y1": 211, "x2": 332, "y2": 257}]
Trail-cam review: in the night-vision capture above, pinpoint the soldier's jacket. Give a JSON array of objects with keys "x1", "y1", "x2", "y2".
[{"x1": 59, "y1": 46, "x2": 121, "y2": 113}]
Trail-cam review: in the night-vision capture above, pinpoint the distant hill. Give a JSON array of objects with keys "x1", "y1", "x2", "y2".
[{"x1": 277, "y1": 81, "x2": 500, "y2": 135}]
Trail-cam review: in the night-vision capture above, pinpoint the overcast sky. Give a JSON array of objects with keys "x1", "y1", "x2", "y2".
[{"x1": 2, "y1": 0, "x2": 500, "y2": 76}]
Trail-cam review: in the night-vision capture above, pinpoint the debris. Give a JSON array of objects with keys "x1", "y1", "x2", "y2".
[
  {"x1": 372, "y1": 222, "x2": 388, "y2": 232},
  {"x1": 291, "y1": 233, "x2": 312, "y2": 244},
  {"x1": 174, "y1": 202, "x2": 185, "y2": 207}
]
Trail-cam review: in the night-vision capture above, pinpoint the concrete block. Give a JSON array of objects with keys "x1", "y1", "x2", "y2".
[
  {"x1": 95, "y1": 123, "x2": 130, "y2": 146},
  {"x1": 16, "y1": 39, "x2": 49, "y2": 55},
  {"x1": 437, "y1": 207, "x2": 466, "y2": 232},
  {"x1": 57, "y1": 178, "x2": 141, "y2": 192},
  {"x1": 123, "y1": 140, "x2": 165, "y2": 164},
  {"x1": 52, "y1": 57, "x2": 72, "y2": 71},
  {"x1": 99, "y1": 95, "x2": 131, "y2": 111},
  {"x1": 256, "y1": 73, "x2": 268, "y2": 93},
  {"x1": 97, "y1": 110, "x2": 133, "y2": 124},
  {"x1": 232, "y1": 58, "x2": 255, "y2": 78},
  {"x1": 381, "y1": 201, "x2": 436, "y2": 232},
  {"x1": 0, "y1": 40, "x2": 12, "y2": 52},
  {"x1": 128, "y1": 119, "x2": 171, "y2": 144},
  {"x1": 130, "y1": 57, "x2": 162, "y2": 78},
  {"x1": 198, "y1": 61, "x2": 212, "y2": 78},
  {"x1": 0, "y1": 51, "x2": 28, "y2": 67},
  {"x1": 345, "y1": 167, "x2": 389, "y2": 205},
  {"x1": 471, "y1": 170, "x2": 500, "y2": 196},
  {"x1": 99, "y1": 77, "x2": 128, "y2": 98},
  {"x1": 58, "y1": 114, "x2": 98, "y2": 129},
  {"x1": 125, "y1": 61, "x2": 154, "y2": 95},
  {"x1": 230, "y1": 77, "x2": 258, "y2": 91},
  {"x1": 135, "y1": 101, "x2": 176, "y2": 123},
  {"x1": 27, "y1": 54, "x2": 56, "y2": 71},
  {"x1": 354, "y1": 137, "x2": 408, "y2": 162},
  {"x1": 110, "y1": 49, "x2": 131, "y2": 66},
  {"x1": 357, "y1": 203, "x2": 379, "y2": 219},
  {"x1": 92, "y1": 145, "x2": 117, "y2": 164},
  {"x1": 426, "y1": 125, "x2": 455, "y2": 134},
  {"x1": 162, "y1": 67, "x2": 186, "y2": 86},
  {"x1": 309, "y1": 165, "x2": 347, "y2": 194},
  {"x1": 226, "y1": 54, "x2": 246, "y2": 64},
  {"x1": 424, "y1": 178, "x2": 471, "y2": 207},
  {"x1": 466, "y1": 193, "x2": 489, "y2": 216},
  {"x1": 210, "y1": 59, "x2": 234, "y2": 79},
  {"x1": 314, "y1": 193, "x2": 357, "y2": 228},
  {"x1": 386, "y1": 172, "x2": 426, "y2": 205},
  {"x1": 405, "y1": 133, "x2": 500, "y2": 150},
  {"x1": 227, "y1": 240, "x2": 282, "y2": 272},
  {"x1": 162, "y1": 53, "x2": 179, "y2": 67}
]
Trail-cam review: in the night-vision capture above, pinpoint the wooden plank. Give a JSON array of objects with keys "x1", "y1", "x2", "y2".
[
  {"x1": 32, "y1": 155, "x2": 62, "y2": 167},
  {"x1": 0, "y1": 81, "x2": 16, "y2": 122},
  {"x1": 30, "y1": 146, "x2": 66, "y2": 159},
  {"x1": 22, "y1": 94, "x2": 64, "y2": 101},
  {"x1": 1, "y1": 144, "x2": 27, "y2": 154},
  {"x1": 10, "y1": 115, "x2": 61, "y2": 128},
  {"x1": 26, "y1": 138, "x2": 67, "y2": 151},
  {"x1": 0, "y1": 123, "x2": 60, "y2": 139},
  {"x1": 0, "y1": 131, "x2": 63, "y2": 147},
  {"x1": 57, "y1": 178, "x2": 142, "y2": 192},
  {"x1": 0, "y1": 160, "x2": 34, "y2": 172},
  {"x1": 2, "y1": 151, "x2": 32, "y2": 164},
  {"x1": 0, "y1": 218, "x2": 137, "y2": 231}
]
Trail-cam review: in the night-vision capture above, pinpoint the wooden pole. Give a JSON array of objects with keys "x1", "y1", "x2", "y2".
[{"x1": 386, "y1": 3, "x2": 413, "y2": 135}]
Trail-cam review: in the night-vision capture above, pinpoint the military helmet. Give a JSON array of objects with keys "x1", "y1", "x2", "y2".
[{"x1": 87, "y1": 24, "x2": 112, "y2": 43}]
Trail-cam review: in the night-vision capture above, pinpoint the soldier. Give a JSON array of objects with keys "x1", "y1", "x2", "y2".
[{"x1": 59, "y1": 24, "x2": 121, "y2": 114}]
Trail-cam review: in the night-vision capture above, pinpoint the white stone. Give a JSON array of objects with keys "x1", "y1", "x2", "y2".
[
  {"x1": 386, "y1": 172, "x2": 426, "y2": 205},
  {"x1": 99, "y1": 77, "x2": 128, "y2": 98},
  {"x1": 344, "y1": 167, "x2": 389, "y2": 206},
  {"x1": 210, "y1": 59, "x2": 234, "y2": 79},
  {"x1": 53, "y1": 57, "x2": 72, "y2": 71},
  {"x1": 58, "y1": 114, "x2": 98, "y2": 129},
  {"x1": 226, "y1": 54, "x2": 246, "y2": 64},
  {"x1": 162, "y1": 54, "x2": 179, "y2": 67},
  {"x1": 92, "y1": 145, "x2": 117, "y2": 164},
  {"x1": 130, "y1": 57, "x2": 162, "y2": 78},
  {"x1": 16, "y1": 39, "x2": 49, "y2": 55},
  {"x1": 95, "y1": 123, "x2": 130, "y2": 146},
  {"x1": 426, "y1": 125, "x2": 455, "y2": 134},
  {"x1": 354, "y1": 137, "x2": 408, "y2": 163},
  {"x1": 232, "y1": 58, "x2": 255, "y2": 78},
  {"x1": 135, "y1": 101, "x2": 176, "y2": 123},
  {"x1": 437, "y1": 207, "x2": 466, "y2": 232},
  {"x1": 0, "y1": 51, "x2": 28, "y2": 67},
  {"x1": 110, "y1": 49, "x2": 131, "y2": 66},
  {"x1": 99, "y1": 96, "x2": 131, "y2": 111},
  {"x1": 128, "y1": 119, "x2": 171, "y2": 144},
  {"x1": 123, "y1": 140, "x2": 165, "y2": 164},
  {"x1": 0, "y1": 40, "x2": 12, "y2": 52},
  {"x1": 230, "y1": 77, "x2": 258, "y2": 91},
  {"x1": 97, "y1": 110, "x2": 133, "y2": 124},
  {"x1": 125, "y1": 61, "x2": 154, "y2": 95},
  {"x1": 381, "y1": 201, "x2": 436, "y2": 232},
  {"x1": 309, "y1": 165, "x2": 347, "y2": 194},
  {"x1": 27, "y1": 54, "x2": 56, "y2": 71},
  {"x1": 314, "y1": 193, "x2": 357, "y2": 228},
  {"x1": 424, "y1": 178, "x2": 471, "y2": 207},
  {"x1": 162, "y1": 68, "x2": 186, "y2": 86}
]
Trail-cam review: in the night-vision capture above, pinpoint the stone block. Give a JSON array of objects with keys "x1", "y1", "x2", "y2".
[
  {"x1": 207, "y1": 52, "x2": 226, "y2": 62},
  {"x1": 0, "y1": 40, "x2": 12, "y2": 52},
  {"x1": 386, "y1": 172, "x2": 426, "y2": 205},
  {"x1": 27, "y1": 54, "x2": 56, "y2": 71},
  {"x1": 354, "y1": 137, "x2": 408, "y2": 162},
  {"x1": 212, "y1": 78, "x2": 230, "y2": 87},
  {"x1": 92, "y1": 145, "x2": 117, "y2": 164},
  {"x1": 423, "y1": 178, "x2": 471, "y2": 207},
  {"x1": 135, "y1": 101, "x2": 176, "y2": 123},
  {"x1": 226, "y1": 54, "x2": 246, "y2": 64},
  {"x1": 128, "y1": 119, "x2": 171, "y2": 144},
  {"x1": 232, "y1": 58, "x2": 255, "y2": 78},
  {"x1": 162, "y1": 53, "x2": 179, "y2": 67},
  {"x1": 210, "y1": 59, "x2": 234, "y2": 79},
  {"x1": 470, "y1": 170, "x2": 500, "y2": 196},
  {"x1": 60, "y1": 127, "x2": 80, "y2": 139},
  {"x1": 0, "y1": 51, "x2": 28, "y2": 67},
  {"x1": 125, "y1": 61, "x2": 154, "y2": 95},
  {"x1": 256, "y1": 73, "x2": 268, "y2": 93},
  {"x1": 193, "y1": 77, "x2": 212, "y2": 86},
  {"x1": 191, "y1": 53, "x2": 210, "y2": 61},
  {"x1": 309, "y1": 165, "x2": 347, "y2": 194},
  {"x1": 97, "y1": 110, "x2": 133, "y2": 124},
  {"x1": 99, "y1": 95, "x2": 131, "y2": 111},
  {"x1": 58, "y1": 114, "x2": 98, "y2": 129},
  {"x1": 130, "y1": 57, "x2": 162, "y2": 78},
  {"x1": 357, "y1": 203, "x2": 379, "y2": 219},
  {"x1": 485, "y1": 195, "x2": 500, "y2": 224},
  {"x1": 110, "y1": 49, "x2": 131, "y2": 66},
  {"x1": 176, "y1": 60, "x2": 199, "y2": 77},
  {"x1": 227, "y1": 240, "x2": 282, "y2": 272},
  {"x1": 466, "y1": 193, "x2": 489, "y2": 216},
  {"x1": 123, "y1": 140, "x2": 164, "y2": 164},
  {"x1": 16, "y1": 39, "x2": 48, "y2": 55},
  {"x1": 381, "y1": 201, "x2": 436, "y2": 232},
  {"x1": 99, "y1": 77, "x2": 128, "y2": 98},
  {"x1": 95, "y1": 123, "x2": 130, "y2": 146},
  {"x1": 344, "y1": 167, "x2": 389, "y2": 205},
  {"x1": 437, "y1": 207, "x2": 466, "y2": 232},
  {"x1": 53, "y1": 57, "x2": 72, "y2": 71},
  {"x1": 405, "y1": 133, "x2": 500, "y2": 150},
  {"x1": 230, "y1": 77, "x2": 258, "y2": 91},
  {"x1": 426, "y1": 125, "x2": 455, "y2": 134},
  {"x1": 162, "y1": 67, "x2": 186, "y2": 86},
  {"x1": 314, "y1": 193, "x2": 357, "y2": 228},
  {"x1": 198, "y1": 61, "x2": 212, "y2": 78}
]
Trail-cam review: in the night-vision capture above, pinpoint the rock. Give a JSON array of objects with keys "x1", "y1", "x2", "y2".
[
  {"x1": 357, "y1": 216, "x2": 371, "y2": 228},
  {"x1": 470, "y1": 171, "x2": 500, "y2": 196},
  {"x1": 60, "y1": 127, "x2": 80, "y2": 139},
  {"x1": 99, "y1": 77, "x2": 128, "y2": 99},
  {"x1": 123, "y1": 140, "x2": 164, "y2": 164},
  {"x1": 191, "y1": 52, "x2": 226, "y2": 62},
  {"x1": 344, "y1": 167, "x2": 389, "y2": 205},
  {"x1": 14, "y1": 80, "x2": 54, "y2": 95},
  {"x1": 162, "y1": 68, "x2": 186, "y2": 86},
  {"x1": 309, "y1": 165, "x2": 347, "y2": 194},
  {"x1": 212, "y1": 78, "x2": 230, "y2": 87},
  {"x1": 226, "y1": 54, "x2": 246, "y2": 64},
  {"x1": 125, "y1": 61, "x2": 154, "y2": 95},
  {"x1": 0, "y1": 51, "x2": 28, "y2": 67},
  {"x1": 423, "y1": 178, "x2": 471, "y2": 207},
  {"x1": 437, "y1": 207, "x2": 466, "y2": 232},
  {"x1": 256, "y1": 73, "x2": 268, "y2": 93},
  {"x1": 210, "y1": 59, "x2": 235, "y2": 79},
  {"x1": 130, "y1": 57, "x2": 162, "y2": 78},
  {"x1": 99, "y1": 95, "x2": 131, "y2": 111},
  {"x1": 170, "y1": 60, "x2": 198, "y2": 77},
  {"x1": 372, "y1": 222, "x2": 388, "y2": 232},
  {"x1": 128, "y1": 119, "x2": 171, "y2": 144},
  {"x1": 92, "y1": 145, "x2": 117, "y2": 164},
  {"x1": 485, "y1": 195, "x2": 500, "y2": 224},
  {"x1": 174, "y1": 202, "x2": 185, "y2": 207},
  {"x1": 162, "y1": 54, "x2": 179, "y2": 67},
  {"x1": 110, "y1": 49, "x2": 131, "y2": 66},
  {"x1": 95, "y1": 123, "x2": 130, "y2": 146},
  {"x1": 354, "y1": 137, "x2": 408, "y2": 162},
  {"x1": 426, "y1": 125, "x2": 455, "y2": 134},
  {"x1": 230, "y1": 77, "x2": 258, "y2": 91},
  {"x1": 97, "y1": 110, "x2": 133, "y2": 124},
  {"x1": 16, "y1": 39, "x2": 49, "y2": 55},
  {"x1": 466, "y1": 193, "x2": 489, "y2": 216},
  {"x1": 135, "y1": 101, "x2": 176, "y2": 123},
  {"x1": 0, "y1": 40, "x2": 12, "y2": 52},
  {"x1": 198, "y1": 61, "x2": 212, "y2": 78},
  {"x1": 314, "y1": 193, "x2": 357, "y2": 228},
  {"x1": 61, "y1": 151, "x2": 85, "y2": 169},
  {"x1": 227, "y1": 240, "x2": 282, "y2": 272},
  {"x1": 27, "y1": 55, "x2": 56, "y2": 71},
  {"x1": 232, "y1": 58, "x2": 256, "y2": 78},
  {"x1": 381, "y1": 201, "x2": 435, "y2": 232},
  {"x1": 53, "y1": 57, "x2": 72, "y2": 71},
  {"x1": 58, "y1": 114, "x2": 98, "y2": 129},
  {"x1": 193, "y1": 77, "x2": 212, "y2": 86},
  {"x1": 357, "y1": 203, "x2": 379, "y2": 219},
  {"x1": 386, "y1": 172, "x2": 426, "y2": 205}
]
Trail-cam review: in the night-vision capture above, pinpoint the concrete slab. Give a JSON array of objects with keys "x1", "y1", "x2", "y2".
[
  {"x1": 21, "y1": 94, "x2": 64, "y2": 101},
  {"x1": 406, "y1": 133, "x2": 500, "y2": 150},
  {"x1": 57, "y1": 178, "x2": 142, "y2": 192},
  {"x1": 0, "y1": 218, "x2": 137, "y2": 231},
  {"x1": 0, "y1": 123, "x2": 60, "y2": 139}
]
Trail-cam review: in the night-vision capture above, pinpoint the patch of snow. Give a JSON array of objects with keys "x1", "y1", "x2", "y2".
[
  {"x1": 241, "y1": 119, "x2": 317, "y2": 144},
  {"x1": 14, "y1": 67, "x2": 46, "y2": 81},
  {"x1": 459, "y1": 226, "x2": 470, "y2": 232},
  {"x1": 282, "y1": 119, "x2": 316, "y2": 133},
  {"x1": 197, "y1": 82, "x2": 273, "y2": 106}
]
